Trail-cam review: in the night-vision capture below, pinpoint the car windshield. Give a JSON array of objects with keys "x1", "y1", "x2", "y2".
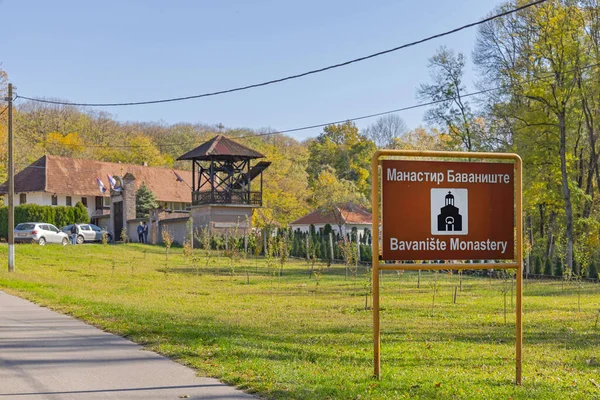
[
  {"x1": 90, "y1": 225, "x2": 102, "y2": 232},
  {"x1": 15, "y1": 223, "x2": 35, "y2": 231}
]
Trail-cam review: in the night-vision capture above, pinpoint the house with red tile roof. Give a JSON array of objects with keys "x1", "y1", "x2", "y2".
[
  {"x1": 0, "y1": 155, "x2": 193, "y2": 223},
  {"x1": 289, "y1": 203, "x2": 373, "y2": 238}
]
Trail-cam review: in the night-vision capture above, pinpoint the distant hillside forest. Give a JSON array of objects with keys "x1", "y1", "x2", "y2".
[{"x1": 3, "y1": 1, "x2": 600, "y2": 275}]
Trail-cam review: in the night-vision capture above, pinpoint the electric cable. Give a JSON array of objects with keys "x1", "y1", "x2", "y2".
[{"x1": 14, "y1": 0, "x2": 547, "y2": 107}]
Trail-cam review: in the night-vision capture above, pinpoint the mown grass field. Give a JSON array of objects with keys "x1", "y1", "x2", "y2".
[{"x1": 0, "y1": 243, "x2": 599, "y2": 399}]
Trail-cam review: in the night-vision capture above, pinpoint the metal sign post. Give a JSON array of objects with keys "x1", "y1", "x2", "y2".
[{"x1": 371, "y1": 150, "x2": 522, "y2": 384}]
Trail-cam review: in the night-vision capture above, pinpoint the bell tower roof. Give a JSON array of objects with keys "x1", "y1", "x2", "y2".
[{"x1": 177, "y1": 135, "x2": 265, "y2": 161}]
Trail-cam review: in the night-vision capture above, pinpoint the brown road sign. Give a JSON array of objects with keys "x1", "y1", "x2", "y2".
[{"x1": 382, "y1": 160, "x2": 514, "y2": 261}]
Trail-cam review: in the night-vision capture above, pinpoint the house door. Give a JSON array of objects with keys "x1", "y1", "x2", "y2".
[{"x1": 113, "y1": 201, "x2": 123, "y2": 240}]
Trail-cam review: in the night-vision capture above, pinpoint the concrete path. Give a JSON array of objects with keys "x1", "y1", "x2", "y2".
[{"x1": 0, "y1": 291, "x2": 255, "y2": 399}]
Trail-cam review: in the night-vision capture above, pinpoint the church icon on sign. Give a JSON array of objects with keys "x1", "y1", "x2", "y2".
[
  {"x1": 438, "y1": 191, "x2": 462, "y2": 231},
  {"x1": 430, "y1": 188, "x2": 468, "y2": 235}
]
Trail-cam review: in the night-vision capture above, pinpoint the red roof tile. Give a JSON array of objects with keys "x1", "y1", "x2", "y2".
[
  {"x1": 0, "y1": 155, "x2": 193, "y2": 203},
  {"x1": 290, "y1": 203, "x2": 372, "y2": 226}
]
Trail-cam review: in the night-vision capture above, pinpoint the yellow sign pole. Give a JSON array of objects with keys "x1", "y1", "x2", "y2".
[
  {"x1": 371, "y1": 150, "x2": 523, "y2": 384},
  {"x1": 515, "y1": 155, "x2": 523, "y2": 385},
  {"x1": 371, "y1": 156, "x2": 381, "y2": 378}
]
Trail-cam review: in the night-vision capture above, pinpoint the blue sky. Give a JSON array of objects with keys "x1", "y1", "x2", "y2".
[{"x1": 2, "y1": 0, "x2": 501, "y2": 140}]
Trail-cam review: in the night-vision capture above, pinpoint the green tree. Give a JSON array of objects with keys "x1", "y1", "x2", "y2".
[
  {"x1": 534, "y1": 255, "x2": 542, "y2": 275},
  {"x1": 588, "y1": 261, "x2": 598, "y2": 280},
  {"x1": 474, "y1": 1, "x2": 587, "y2": 275},
  {"x1": 307, "y1": 121, "x2": 376, "y2": 197},
  {"x1": 136, "y1": 182, "x2": 157, "y2": 218},
  {"x1": 418, "y1": 46, "x2": 482, "y2": 151},
  {"x1": 544, "y1": 258, "x2": 553, "y2": 276},
  {"x1": 554, "y1": 259, "x2": 563, "y2": 277}
]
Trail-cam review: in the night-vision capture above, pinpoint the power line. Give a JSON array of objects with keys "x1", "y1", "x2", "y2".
[
  {"x1": 0, "y1": 106, "x2": 8, "y2": 117},
  {"x1": 13, "y1": 59, "x2": 600, "y2": 149},
  {"x1": 238, "y1": 89, "x2": 499, "y2": 139},
  {"x1": 14, "y1": 0, "x2": 547, "y2": 108}
]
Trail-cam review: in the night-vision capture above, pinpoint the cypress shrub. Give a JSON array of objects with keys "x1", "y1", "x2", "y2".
[
  {"x1": 534, "y1": 255, "x2": 542, "y2": 275},
  {"x1": 554, "y1": 259, "x2": 563, "y2": 277},
  {"x1": 588, "y1": 262, "x2": 598, "y2": 280},
  {"x1": 360, "y1": 244, "x2": 372, "y2": 262},
  {"x1": 74, "y1": 202, "x2": 90, "y2": 223},
  {"x1": 543, "y1": 258, "x2": 552, "y2": 276},
  {"x1": 321, "y1": 239, "x2": 328, "y2": 262}
]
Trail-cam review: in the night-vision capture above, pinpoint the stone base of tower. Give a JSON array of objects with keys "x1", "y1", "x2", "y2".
[{"x1": 190, "y1": 204, "x2": 255, "y2": 236}]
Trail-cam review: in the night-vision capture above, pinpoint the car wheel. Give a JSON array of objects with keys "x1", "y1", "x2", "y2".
[
  {"x1": 107, "y1": 234, "x2": 113, "y2": 243},
  {"x1": 76, "y1": 235, "x2": 85, "y2": 245},
  {"x1": 62, "y1": 237, "x2": 68, "y2": 246},
  {"x1": 38, "y1": 237, "x2": 46, "y2": 246}
]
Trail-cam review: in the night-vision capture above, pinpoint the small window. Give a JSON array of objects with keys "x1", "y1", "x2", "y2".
[
  {"x1": 19, "y1": 193, "x2": 26, "y2": 204},
  {"x1": 103, "y1": 197, "x2": 110, "y2": 206},
  {"x1": 81, "y1": 197, "x2": 87, "y2": 207},
  {"x1": 51, "y1": 195, "x2": 57, "y2": 205},
  {"x1": 66, "y1": 196, "x2": 72, "y2": 206}
]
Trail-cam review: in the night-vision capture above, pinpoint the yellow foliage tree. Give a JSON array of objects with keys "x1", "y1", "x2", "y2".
[{"x1": 44, "y1": 132, "x2": 85, "y2": 157}]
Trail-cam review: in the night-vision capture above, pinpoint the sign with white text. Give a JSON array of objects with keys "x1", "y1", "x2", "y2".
[{"x1": 382, "y1": 160, "x2": 514, "y2": 260}]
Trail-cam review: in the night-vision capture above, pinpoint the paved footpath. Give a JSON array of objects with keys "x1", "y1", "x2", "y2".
[{"x1": 0, "y1": 291, "x2": 255, "y2": 399}]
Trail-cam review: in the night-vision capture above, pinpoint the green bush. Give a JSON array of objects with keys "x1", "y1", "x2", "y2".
[
  {"x1": 0, "y1": 203, "x2": 89, "y2": 239},
  {"x1": 360, "y1": 244, "x2": 372, "y2": 262},
  {"x1": 554, "y1": 259, "x2": 563, "y2": 277},
  {"x1": 543, "y1": 258, "x2": 553, "y2": 276},
  {"x1": 588, "y1": 262, "x2": 598, "y2": 280},
  {"x1": 534, "y1": 255, "x2": 542, "y2": 275}
]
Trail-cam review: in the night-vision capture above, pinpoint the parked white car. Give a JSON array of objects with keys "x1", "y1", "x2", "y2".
[
  {"x1": 14, "y1": 222, "x2": 70, "y2": 246},
  {"x1": 61, "y1": 224, "x2": 113, "y2": 244}
]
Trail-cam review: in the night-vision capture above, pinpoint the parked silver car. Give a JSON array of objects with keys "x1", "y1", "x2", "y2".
[
  {"x1": 61, "y1": 224, "x2": 113, "y2": 244},
  {"x1": 14, "y1": 222, "x2": 70, "y2": 245}
]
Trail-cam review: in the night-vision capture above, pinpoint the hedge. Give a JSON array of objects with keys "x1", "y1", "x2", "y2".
[{"x1": 0, "y1": 202, "x2": 89, "y2": 239}]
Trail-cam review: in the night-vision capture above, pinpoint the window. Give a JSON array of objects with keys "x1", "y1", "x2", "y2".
[
  {"x1": 81, "y1": 197, "x2": 87, "y2": 207},
  {"x1": 51, "y1": 195, "x2": 57, "y2": 205},
  {"x1": 66, "y1": 196, "x2": 72, "y2": 206},
  {"x1": 19, "y1": 193, "x2": 26, "y2": 204},
  {"x1": 103, "y1": 197, "x2": 110, "y2": 206}
]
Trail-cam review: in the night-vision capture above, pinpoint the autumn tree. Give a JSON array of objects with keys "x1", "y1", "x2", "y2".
[
  {"x1": 44, "y1": 132, "x2": 85, "y2": 157},
  {"x1": 307, "y1": 121, "x2": 376, "y2": 197},
  {"x1": 363, "y1": 114, "x2": 408, "y2": 148},
  {"x1": 474, "y1": 0, "x2": 587, "y2": 273},
  {"x1": 310, "y1": 166, "x2": 367, "y2": 237},
  {"x1": 418, "y1": 46, "x2": 481, "y2": 151}
]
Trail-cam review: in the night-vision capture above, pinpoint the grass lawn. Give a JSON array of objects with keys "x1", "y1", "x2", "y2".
[{"x1": 1, "y1": 243, "x2": 599, "y2": 399}]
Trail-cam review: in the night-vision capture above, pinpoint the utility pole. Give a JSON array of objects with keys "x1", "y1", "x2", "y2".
[{"x1": 7, "y1": 83, "x2": 14, "y2": 272}]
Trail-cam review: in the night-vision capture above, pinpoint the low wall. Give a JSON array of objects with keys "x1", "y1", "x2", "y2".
[
  {"x1": 126, "y1": 219, "x2": 151, "y2": 243},
  {"x1": 158, "y1": 217, "x2": 190, "y2": 245}
]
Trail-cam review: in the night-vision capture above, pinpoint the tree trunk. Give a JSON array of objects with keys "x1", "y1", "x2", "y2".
[
  {"x1": 546, "y1": 210, "x2": 557, "y2": 262},
  {"x1": 559, "y1": 112, "x2": 575, "y2": 274}
]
